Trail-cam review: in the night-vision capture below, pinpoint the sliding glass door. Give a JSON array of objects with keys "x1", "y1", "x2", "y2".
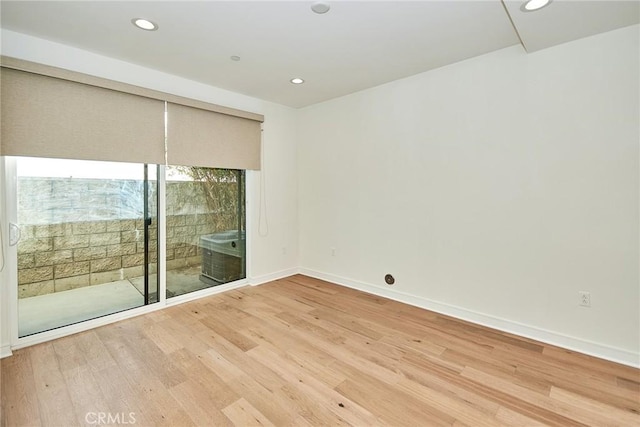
[
  {"x1": 165, "y1": 166, "x2": 245, "y2": 298},
  {"x1": 8, "y1": 157, "x2": 247, "y2": 337},
  {"x1": 13, "y1": 157, "x2": 158, "y2": 337}
]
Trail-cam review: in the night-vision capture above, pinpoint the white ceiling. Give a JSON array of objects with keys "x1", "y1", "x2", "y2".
[{"x1": 1, "y1": 1, "x2": 638, "y2": 108}]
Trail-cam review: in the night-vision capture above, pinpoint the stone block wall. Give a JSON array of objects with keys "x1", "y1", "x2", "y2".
[
  {"x1": 165, "y1": 213, "x2": 231, "y2": 271},
  {"x1": 18, "y1": 218, "x2": 151, "y2": 298},
  {"x1": 17, "y1": 176, "x2": 242, "y2": 298},
  {"x1": 17, "y1": 213, "x2": 232, "y2": 298}
]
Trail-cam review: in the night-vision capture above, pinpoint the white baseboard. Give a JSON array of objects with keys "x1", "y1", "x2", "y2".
[
  {"x1": 298, "y1": 268, "x2": 640, "y2": 368},
  {"x1": 249, "y1": 268, "x2": 299, "y2": 287},
  {"x1": 1, "y1": 344, "x2": 13, "y2": 359}
]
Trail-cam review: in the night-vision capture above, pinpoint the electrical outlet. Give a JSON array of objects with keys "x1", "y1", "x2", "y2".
[
  {"x1": 579, "y1": 291, "x2": 591, "y2": 307},
  {"x1": 330, "y1": 247, "x2": 336, "y2": 256},
  {"x1": 282, "y1": 247, "x2": 287, "y2": 255}
]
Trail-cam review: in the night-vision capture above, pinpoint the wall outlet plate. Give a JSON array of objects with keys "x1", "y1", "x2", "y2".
[{"x1": 579, "y1": 291, "x2": 591, "y2": 307}]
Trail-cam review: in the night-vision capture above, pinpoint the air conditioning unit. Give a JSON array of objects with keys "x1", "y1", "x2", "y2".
[{"x1": 200, "y1": 230, "x2": 245, "y2": 284}]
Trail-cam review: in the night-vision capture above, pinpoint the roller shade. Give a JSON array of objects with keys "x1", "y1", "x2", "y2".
[
  {"x1": 1, "y1": 68, "x2": 166, "y2": 164},
  {"x1": 1, "y1": 57, "x2": 264, "y2": 169},
  {"x1": 167, "y1": 102, "x2": 261, "y2": 170}
]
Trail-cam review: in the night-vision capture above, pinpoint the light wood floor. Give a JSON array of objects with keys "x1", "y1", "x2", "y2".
[{"x1": 2, "y1": 275, "x2": 639, "y2": 426}]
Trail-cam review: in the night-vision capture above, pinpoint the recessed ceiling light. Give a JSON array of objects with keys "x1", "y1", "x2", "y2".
[
  {"x1": 290, "y1": 78, "x2": 305, "y2": 85},
  {"x1": 132, "y1": 18, "x2": 158, "y2": 31},
  {"x1": 230, "y1": 55, "x2": 241, "y2": 62},
  {"x1": 311, "y1": 1, "x2": 331, "y2": 14},
  {"x1": 522, "y1": 0, "x2": 551, "y2": 12}
]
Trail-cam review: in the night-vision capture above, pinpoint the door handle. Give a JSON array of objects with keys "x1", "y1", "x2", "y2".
[{"x1": 9, "y1": 223, "x2": 21, "y2": 246}]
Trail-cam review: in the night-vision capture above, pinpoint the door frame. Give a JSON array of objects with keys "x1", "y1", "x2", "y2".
[{"x1": 3, "y1": 157, "x2": 19, "y2": 350}]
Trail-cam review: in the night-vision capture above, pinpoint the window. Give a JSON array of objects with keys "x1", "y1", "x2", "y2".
[
  {"x1": 165, "y1": 166, "x2": 245, "y2": 297},
  {"x1": 9, "y1": 158, "x2": 247, "y2": 337},
  {"x1": 14, "y1": 157, "x2": 159, "y2": 336},
  {"x1": 1, "y1": 58, "x2": 259, "y2": 343}
]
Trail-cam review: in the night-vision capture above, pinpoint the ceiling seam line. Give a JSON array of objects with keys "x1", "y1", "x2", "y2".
[{"x1": 500, "y1": 0, "x2": 530, "y2": 53}]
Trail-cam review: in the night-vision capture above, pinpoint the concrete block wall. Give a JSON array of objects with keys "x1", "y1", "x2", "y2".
[
  {"x1": 16, "y1": 177, "x2": 241, "y2": 298},
  {"x1": 18, "y1": 218, "x2": 153, "y2": 298},
  {"x1": 17, "y1": 213, "x2": 231, "y2": 298}
]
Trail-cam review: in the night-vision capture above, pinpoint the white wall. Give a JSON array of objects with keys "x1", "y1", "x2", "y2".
[
  {"x1": 298, "y1": 25, "x2": 639, "y2": 365},
  {"x1": 248, "y1": 102, "x2": 299, "y2": 280}
]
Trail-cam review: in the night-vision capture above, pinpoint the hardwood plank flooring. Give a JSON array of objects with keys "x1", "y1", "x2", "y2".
[{"x1": 2, "y1": 275, "x2": 639, "y2": 426}]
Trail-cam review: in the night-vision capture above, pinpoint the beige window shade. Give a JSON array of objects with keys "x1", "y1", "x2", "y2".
[
  {"x1": 1, "y1": 57, "x2": 264, "y2": 169},
  {"x1": 1, "y1": 67, "x2": 166, "y2": 164},
  {"x1": 167, "y1": 102, "x2": 261, "y2": 170}
]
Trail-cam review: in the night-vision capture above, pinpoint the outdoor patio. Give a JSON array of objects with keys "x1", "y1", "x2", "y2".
[{"x1": 18, "y1": 265, "x2": 211, "y2": 337}]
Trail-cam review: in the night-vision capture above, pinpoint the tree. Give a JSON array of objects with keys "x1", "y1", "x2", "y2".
[{"x1": 169, "y1": 166, "x2": 244, "y2": 232}]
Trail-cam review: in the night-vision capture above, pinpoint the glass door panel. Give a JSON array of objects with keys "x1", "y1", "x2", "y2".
[
  {"x1": 15, "y1": 157, "x2": 158, "y2": 337},
  {"x1": 165, "y1": 166, "x2": 245, "y2": 298}
]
